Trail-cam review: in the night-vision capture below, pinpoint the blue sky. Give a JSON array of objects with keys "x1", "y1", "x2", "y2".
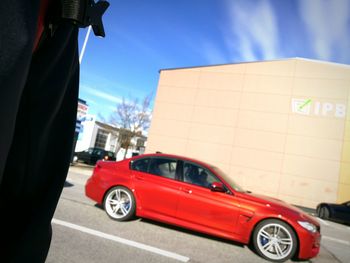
[{"x1": 78, "y1": 0, "x2": 350, "y2": 120}]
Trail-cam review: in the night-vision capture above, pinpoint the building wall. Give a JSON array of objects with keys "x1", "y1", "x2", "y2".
[
  {"x1": 75, "y1": 115, "x2": 97, "y2": 151},
  {"x1": 146, "y1": 58, "x2": 350, "y2": 208},
  {"x1": 338, "y1": 91, "x2": 350, "y2": 202}
]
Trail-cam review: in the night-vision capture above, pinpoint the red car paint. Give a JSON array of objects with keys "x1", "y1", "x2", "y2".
[{"x1": 85, "y1": 153, "x2": 320, "y2": 260}]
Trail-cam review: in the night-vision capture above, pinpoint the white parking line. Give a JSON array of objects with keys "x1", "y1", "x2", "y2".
[
  {"x1": 52, "y1": 218, "x2": 190, "y2": 262},
  {"x1": 316, "y1": 218, "x2": 330, "y2": 226},
  {"x1": 323, "y1": 236, "x2": 350, "y2": 246}
]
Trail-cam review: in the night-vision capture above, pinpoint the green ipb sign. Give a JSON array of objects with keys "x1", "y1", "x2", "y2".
[{"x1": 292, "y1": 98, "x2": 346, "y2": 118}]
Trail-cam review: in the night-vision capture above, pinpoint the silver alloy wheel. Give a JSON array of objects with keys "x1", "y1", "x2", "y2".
[
  {"x1": 105, "y1": 188, "x2": 133, "y2": 219},
  {"x1": 256, "y1": 223, "x2": 293, "y2": 261}
]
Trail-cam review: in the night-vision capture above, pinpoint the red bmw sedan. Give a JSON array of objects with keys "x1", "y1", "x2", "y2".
[{"x1": 85, "y1": 153, "x2": 321, "y2": 262}]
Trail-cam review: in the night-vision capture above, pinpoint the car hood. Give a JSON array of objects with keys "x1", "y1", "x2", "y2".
[{"x1": 241, "y1": 192, "x2": 319, "y2": 225}]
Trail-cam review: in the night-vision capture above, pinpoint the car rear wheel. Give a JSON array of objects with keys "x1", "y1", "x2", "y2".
[
  {"x1": 318, "y1": 206, "x2": 330, "y2": 219},
  {"x1": 253, "y1": 219, "x2": 297, "y2": 262},
  {"x1": 104, "y1": 186, "x2": 135, "y2": 221}
]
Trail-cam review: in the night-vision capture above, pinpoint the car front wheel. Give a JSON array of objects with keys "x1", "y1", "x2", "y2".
[
  {"x1": 104, "y1": 186, "x2": 136, "y2": 221},
  {"x1": 253, "y1": 219, "x2": 297, "y2": 262}
]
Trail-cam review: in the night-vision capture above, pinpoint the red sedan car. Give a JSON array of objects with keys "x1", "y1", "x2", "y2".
[{"x1": 85, "y1": 153, "x2": 321, "y2": 262}]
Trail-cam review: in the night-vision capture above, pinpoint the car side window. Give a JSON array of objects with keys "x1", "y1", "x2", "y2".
[
  {"x1": 96, "y1": 150, "x2": 104, "y2": 156},
  {"x1": 149, "y1": 158, "x2": 177, "y2": 179},
  {"x1": 131, "y1": 158, "x2": 150, "y2": 173},
  {"x1": 183, "y1": 162, "x2": 218, "y2": 188}
]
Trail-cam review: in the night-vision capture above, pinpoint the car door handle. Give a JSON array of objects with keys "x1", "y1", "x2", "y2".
[
  {"x1": 135, "y1": 174, "x2": 144, "y2": 180},
  {"x1": 181, "y1": 188, "x2": 192, "y2": 194}
]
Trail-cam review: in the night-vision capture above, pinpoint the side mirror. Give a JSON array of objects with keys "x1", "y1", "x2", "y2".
[{"x1": 210, "y1": 182, "x2": 226, "y2": 193}]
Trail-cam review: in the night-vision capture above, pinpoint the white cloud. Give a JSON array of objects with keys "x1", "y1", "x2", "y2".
[
  {"x1": 200, "y1": 40, "x2": 229, "y2": 64},
  {"x1": 107, "y1": 105, "x2": 117, "y2": 111},
  {"x1": 170, "y1": 32, "x2": 229, "y2": 65},
  {"x1": 80, "y1": 72, "x2": 141, "y2": 94},
  {"x1": 81, "y1": 85, "x2": 123, "y2": 104},
  {"x1": 298, "y1": 0, "x2": 350, "y2": 62},
  {"x1": 225, "y1": 0, "x2": 281, "y2": 62},
  {"x1": 111, "y1": 28, "x2": 172, "y2": 66},
  {"x1": 238, "y1": 35, "x2": 258, "y2": 62},
  {"x1": 86, "y1": 99, "x2": 97, "y2": 105}
]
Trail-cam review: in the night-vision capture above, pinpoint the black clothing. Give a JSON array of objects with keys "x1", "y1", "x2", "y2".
[{"x1": 0, "y1": 1, "x2": 79, "y2": 262}]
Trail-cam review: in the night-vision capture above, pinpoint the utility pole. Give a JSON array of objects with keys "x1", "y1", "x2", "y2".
[{"x1": 79, "y1": 26, "x2": 92, "y2": 64}]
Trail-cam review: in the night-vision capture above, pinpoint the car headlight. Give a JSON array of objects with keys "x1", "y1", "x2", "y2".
[{"x1": 298, "y1": 221, "x2": 317, "y2": 233}]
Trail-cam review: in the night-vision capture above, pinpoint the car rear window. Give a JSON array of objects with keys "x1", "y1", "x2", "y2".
[{"x1": 131, "y1": 158, "x2": 150, "y2": 173}]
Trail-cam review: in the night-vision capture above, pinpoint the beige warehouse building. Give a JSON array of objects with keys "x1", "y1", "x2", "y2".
[{"x1": 146, "y1": 58, "x2": 350, "y2": 208}]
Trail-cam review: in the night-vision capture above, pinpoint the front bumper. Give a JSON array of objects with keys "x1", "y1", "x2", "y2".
[{"x1": 298, "y1": 228, "x2": 321, "y2": 259}]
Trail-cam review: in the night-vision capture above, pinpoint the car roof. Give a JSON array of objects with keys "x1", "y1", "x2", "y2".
[{"x1": 131, "y1": 153, "x2": 215, "y2": 169}]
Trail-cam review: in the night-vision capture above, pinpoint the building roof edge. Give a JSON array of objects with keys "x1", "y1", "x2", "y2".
[{"x1": 158, "y1": 57, "x2": 350, "y2": 73}]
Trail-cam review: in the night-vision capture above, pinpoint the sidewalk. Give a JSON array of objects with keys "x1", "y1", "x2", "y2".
[
  {"x1": 69, "y1": 163, "x2": 94, "y2": 176},
  {"x1": 313, "y1": 245, "x2": 342, "y2": 263}
]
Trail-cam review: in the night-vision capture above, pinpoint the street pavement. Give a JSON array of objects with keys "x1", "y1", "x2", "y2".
[{"x1": 46, "y1": 164, "x2": 350, "y2": 263}]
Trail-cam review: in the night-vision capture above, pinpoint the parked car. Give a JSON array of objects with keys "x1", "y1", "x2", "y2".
[
  {"x1": 316, "y1": 201, "x2": 350, "y2": 225},
  {"x1": 73, "y1": 147, "x2": 116, "y2": 165},
  {"x1": 85, "y1": 153, "x2": 321, "y2": 262}
]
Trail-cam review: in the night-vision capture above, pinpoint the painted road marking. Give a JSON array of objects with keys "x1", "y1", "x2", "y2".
[
  {"x1": 323, "y1": 236, "x2": 350, "y2": 246},
  {"x1": 316, "y1": 218, "x2": 330, "y2": 226},
  {"x1": 52, "y1": 218, "x2": 190, "y2": 262}
]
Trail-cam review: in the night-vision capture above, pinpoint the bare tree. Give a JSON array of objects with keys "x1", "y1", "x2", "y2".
[{"x1": 109, "y1": 94, "x2": 152, "y2": 159}]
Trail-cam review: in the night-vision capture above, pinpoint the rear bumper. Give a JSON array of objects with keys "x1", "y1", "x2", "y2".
[{"x1": 85, "y1": 176, "x2": 106, "y2": 204}]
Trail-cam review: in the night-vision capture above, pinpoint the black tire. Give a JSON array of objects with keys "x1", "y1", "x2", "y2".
[
  {"x1": 103, "y1": 186, "x2": 136, "y2": 221},
  {"x1": 252, "y1": 219, "x2": 298, "y2": 262},
  {"x1": 319, "y1": 206, "x2": 330, "y2": 219}
]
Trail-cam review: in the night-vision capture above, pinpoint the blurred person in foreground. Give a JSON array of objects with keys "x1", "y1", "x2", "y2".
[{"x1": 0, "y1": 0, "x2": 108, "y2": 262}]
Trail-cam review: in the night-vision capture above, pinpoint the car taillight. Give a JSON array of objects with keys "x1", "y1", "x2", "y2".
[{"x1": 91, "y1": 164, "x2": 100, "y2": 178}]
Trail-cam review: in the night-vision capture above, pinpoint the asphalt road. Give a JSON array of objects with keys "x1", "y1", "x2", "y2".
[{"x1": 46, "y1": 164, "x2": 350, "y2": 263}]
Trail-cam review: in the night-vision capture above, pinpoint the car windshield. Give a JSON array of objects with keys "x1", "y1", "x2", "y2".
[{"x1": 211, "y1": 166, "x2": 245, "y2": 192}]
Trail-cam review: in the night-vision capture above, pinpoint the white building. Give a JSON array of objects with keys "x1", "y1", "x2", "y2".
[{"x1": 75, "y1": 114, "x2": 147, "y2": 160}]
